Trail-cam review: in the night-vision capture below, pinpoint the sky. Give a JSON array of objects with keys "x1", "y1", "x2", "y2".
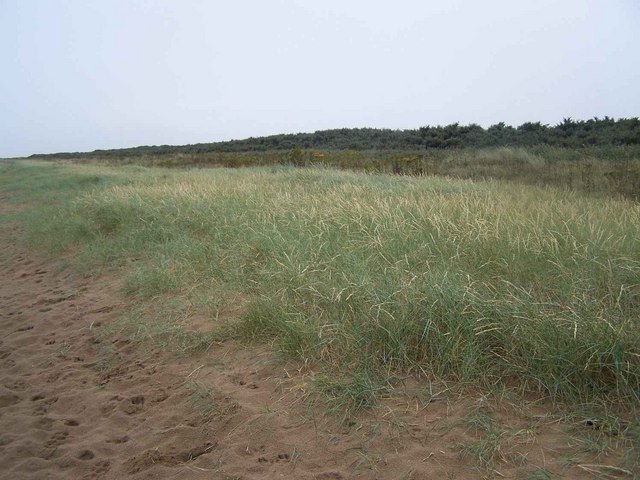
[{"x1": 1, "y1": 0, "x2": 639, "y2": 158}]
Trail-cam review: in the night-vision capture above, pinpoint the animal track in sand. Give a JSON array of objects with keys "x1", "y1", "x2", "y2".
[
  {"x1": 123, "y1": 442, "x2": 217, "y2": 474},
  {"x1": 76, "y1": 449, "x2": 95, "y2": 461}
]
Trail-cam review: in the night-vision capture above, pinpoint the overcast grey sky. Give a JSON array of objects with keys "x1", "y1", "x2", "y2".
[{"x1": 1, "y1": 0, "x2": 638, "y2": 157}]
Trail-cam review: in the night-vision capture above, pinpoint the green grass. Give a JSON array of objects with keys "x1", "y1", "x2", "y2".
[
  {"x1": 2, "y1": 160, "x2": 639, "y2": 416},
  {"x1": 457, "y1": 408, "x2": 507, "y2": 467}
]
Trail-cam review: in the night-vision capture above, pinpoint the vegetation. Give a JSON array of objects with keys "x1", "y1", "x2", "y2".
[
  {"x1": 62, "y1": 145, "x2": 639, "y2": 200},
  {"x1": 19, "y1": 117, "x2": 640, "y2": 203},
  {"x1": 28, "y1": 117, "x2": 640, "y2": 158},
  {"x1": 2, "y1": 161, "x2": 638, "y2": 417},
  {"x1": 22, "y1": 120, "x2": 640, "y2": 201}
]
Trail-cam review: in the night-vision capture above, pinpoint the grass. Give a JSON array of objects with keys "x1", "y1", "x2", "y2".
[
  {"x1": 426, "y1": 146, "x2": 640, "y2": 200},
  {"x1": 185, "y1": 380, "x2": 238, "y2": 422},
  {"x1": 2, "y1": 160, "x2": 639, "y2": 419},
  {"x1": 566, "y1": 404, "x2": 640, "y2": 473},
  {"x1": 59, "y1": 145, "x2": 640, "y2": 200},
  {"x1": 456, "y1": 406, "x2": 537, "y2": 473},
  {"x1": 312, "y1": 371, "x2": 391, "y2": 414},
  {"x1": 457, "y1": 409, "x2": 507, "y2": 467},
  {"x1": 105, "y1": 298, "x2": 223, "y2": 357}
]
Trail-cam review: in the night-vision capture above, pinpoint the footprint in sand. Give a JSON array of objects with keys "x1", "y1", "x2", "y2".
[
  {"x1": 45, "y1": 372, "x2": 62, "y2": 384},
  {"x1": 32, "y1": 416, "x2": 55, "y2": 431},
  {"x1": 45, "y1": 431, "x2": 69, "y2": 448},
  {"x1": 106, "y1": 435, "x2": 129, "y2": 444},
  {"x1": 92, "y1": 459, "x2": 111, "y2": 474},
  {"x1": 0, "y1": 388, "x2": 21, "y2": 407},
  {"x1": 315, "y1": 472, "x2": 344, "y2": 480},
  {"x1": 120, "y1": 395, "x2": 145, "y2": 414},
  {"x1": 0, "y1": 435, "x2": 16, "y2": 446},
  {"x1": 4, "y1": 379, "x2": 27, "y2": 391},
  {"x1": 31, "y1": 394, "x2": 58, "y2": 414}
]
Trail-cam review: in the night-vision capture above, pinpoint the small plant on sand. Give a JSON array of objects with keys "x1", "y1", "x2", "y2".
[
  {"x1": 457, "y1": 409, "x2": 507, "y2": 468},
  {"x1": 185, "y1": 380, "x2": 238, "y2": 421}
]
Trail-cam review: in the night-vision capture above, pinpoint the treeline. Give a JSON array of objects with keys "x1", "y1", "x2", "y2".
[{"x1": 31, "y1": 117, "x2": 640, "y2": 159}]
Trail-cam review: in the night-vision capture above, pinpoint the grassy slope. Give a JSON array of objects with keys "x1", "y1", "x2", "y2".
[
  {"x1": 64, "y1": 145, "x2": 640, "y2": 200},
  {"x1": 2, "y1": 160, "x2": 639, "y2": 412}
]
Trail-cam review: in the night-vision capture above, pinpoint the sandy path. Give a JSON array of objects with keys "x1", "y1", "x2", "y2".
[{"x1": 0, "y1": 215, "x2": 631, "y2": 479}]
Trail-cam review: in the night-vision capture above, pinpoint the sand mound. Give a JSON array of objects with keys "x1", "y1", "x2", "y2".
[{"x1": 0, "y1": 219, "x2": 632, "y2": 479}]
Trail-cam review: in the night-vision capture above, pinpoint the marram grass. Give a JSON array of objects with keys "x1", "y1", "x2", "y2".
[{"x1": 7, "y1": 161, "x2": 640, "y2": 406}]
